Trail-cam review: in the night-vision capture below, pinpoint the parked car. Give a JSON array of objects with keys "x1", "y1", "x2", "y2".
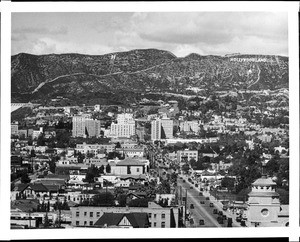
[
  {"x1": 199, "y1": 219, "x2": 205, "y2": 225},
  {"x1": 218, "y1": 211, "x2": 223, "y2": 216},
  {"x1": 190, "y1": 186, "x2": 193, "y2": 189},
  {"x1": 209, "y1": 203, "x2": 214, "y2": 207},
  {"x1": 200, "y1": 201, "x2": 205, "y2": 204},
  {"x1": 199, "y1": 192, "x2": 203, "y2": 196},
  {"x1": 236, "y1": 216, "x2": 242, "y2": 222},
  {"x1": 213, "y1": 209, "x2": 218, "y2": 214},
  {"x1": 205, "y1": 197, "x2": 210, "y2": 200},
  {"x1": 222, "y1": 215, "x2": 227, "y2": 220}
]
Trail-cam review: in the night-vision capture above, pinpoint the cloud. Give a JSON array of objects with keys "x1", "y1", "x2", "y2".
[{"x1": 13, "y1": 26, "x2": 68, "y2": 35}]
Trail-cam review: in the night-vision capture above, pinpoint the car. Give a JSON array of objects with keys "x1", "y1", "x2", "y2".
[
  {"x1": 205, "y1": 197, "x2": 210, "y2": 200},
  {"x1": 218, "y1": 211, "x2": 223, "y2": 216},
  {"x1": 200, "y1": 188, "x2": 204, "y2": 191},
  {"x1": 190, "y1": 204, "x2": 194, "y2": 209},
  {"x1": 222, "y1": 215, "x2": 227, "y2": 220},
  {"x1": 195, "y1": 184, "x2": 198, "y2": 187},
  {"x1": 223, "y1": 206, "x2": 228, "y2": 211},
  {"x1": 213, "y1": 209, "x2": 218, "y2": 214},
  {"x1": 183, "y1": 180, "x2": 186, "y2": 183},
  {"x1": 200, "y1": 201, "x2": 205, "y2": 204},
  {"x1": 199, "y1": 192, "x2": 203, "y2": 196},
  {"x1": 199, "y1": 219, "x2": 205, "y2": 225},
  {"x1": 236, "y1": 216, "x2": 242, "y2": 222},
  {"x1": 209, "y1": 203, "x2": 214, "y2": 207},
  {"x1": 190, "y1": 186, "x2": 193, "y2": 189}
]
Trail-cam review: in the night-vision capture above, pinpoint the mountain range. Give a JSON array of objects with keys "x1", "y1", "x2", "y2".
[{"x1": 11, "y1": 48, "x2": 289, "y2": 105}]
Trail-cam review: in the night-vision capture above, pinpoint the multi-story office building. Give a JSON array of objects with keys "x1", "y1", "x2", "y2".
[
  {"x1": 116, "y1": 113, "x2": 135, "y2": 125},
  {"x1": 70, "y1": 202, "x2": 183, "y2": 228},
  {"x1": 180, "y1": 121, "x2": 200, "y2": 133},
  {"x1": 110, "y1": 123, "x2": 135, "y2": 138},
  {"x1": 72, "y1": 116, "x2": 101, "y2": 138},
  {"x1": 151, "y1": 118, "x2": 173, "y2": 140},
  {"x1": 161, "y1": 118, "x2": 173, "y2": 139},
  {"x1": 110, "y1": 113, "x2": 136, "y2": 138},
  {"x1": 85, "y1": 118, "x2": 101, "y2": 137},
  {"x1": 151, "y1": 120, "x2": 162, "y2": 140}
]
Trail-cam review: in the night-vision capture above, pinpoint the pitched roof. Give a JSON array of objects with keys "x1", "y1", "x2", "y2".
[
  {"x1": 94, "y1": 212, "x2": 149, "y2": 228},
  {"x1": 16, "y1": 183, "x2": 48, "y2": 192}
]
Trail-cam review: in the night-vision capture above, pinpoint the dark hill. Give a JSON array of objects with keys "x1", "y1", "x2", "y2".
[{"x1": 11, "y1": 49, "x2": 289, "y2": 105}]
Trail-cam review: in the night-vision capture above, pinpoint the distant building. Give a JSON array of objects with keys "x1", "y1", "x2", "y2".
[
  {"x1": 151, "y1": 118, "x2": 173, "y2": 140},
  {"x1": 177, "y1": 150, "x2": 198, "y2": 163},
  {"x1": 70, "y1": 201, "x2": 183, "y2": 228},
  {"x1": 180, "y1": 121, "x2": 200, "y2": 133},
  {"x1": 110, "y1": 113, "x2": 136, "y2": 138},
  {"x1": 72, "y1": 116, "x2": 101, "y2": 138},
  {"x1": 11, "y1": 124, "x2": 19, "y2": 137}
]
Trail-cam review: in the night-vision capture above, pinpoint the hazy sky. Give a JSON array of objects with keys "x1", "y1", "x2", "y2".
[{"x1": 12, "y1": 12, "x2": 288, "y2": 57}]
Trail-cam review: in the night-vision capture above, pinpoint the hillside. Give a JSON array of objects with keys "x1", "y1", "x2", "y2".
[{"x1": 11, "y1": 49, "x2": 289, "y2": 105}]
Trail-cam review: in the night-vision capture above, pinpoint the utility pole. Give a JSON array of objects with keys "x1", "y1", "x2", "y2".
[{"x1": 185, "y1": 189, "x2": 188, "y2": 226}]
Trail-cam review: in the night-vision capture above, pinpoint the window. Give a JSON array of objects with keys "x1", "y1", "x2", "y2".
[
  {"x1": 84, "y1": 212, "x2": 87, "y2": 216},
  {"x1": 90, "y1": 212, "x2": 93, "y2": 217},
  {"x1": 161, "y1": 213, "x2": 165, "y2": 219},
  {"x1": 154, "y1": 214, "x2": 157, "y2": 219},
  {"x1": 148, "y1": 213, "x2": 152, "y2": 218},
  {"x1": 84, "y1": 221, "x2": 87, "y2": 226},
  {"x1": 76, "y1": 221, "x2": 79, "y2": 226},
  {"x1": 153, "y1": 222, "x2": 157, "y2": 227},
  {"x1": 137, "y1": 168, "x2": 140, "y2": 172},
  {"x1": 97, "y1": 212, "x2": 100, "y2": 217},
  {"x1": 90, "y1": 221, "x2": 93, "y2": 226},
  {"x1": 76, "y1": 212, "x2": 79, "y2": 217},
  {"x1": 161, "y1": 222, "x2": 165, "y2": 228}
]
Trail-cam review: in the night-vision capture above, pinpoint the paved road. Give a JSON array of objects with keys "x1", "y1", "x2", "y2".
[
  {"x1": 178, "y1": 175, "x2": 242, "y2": 228},
  {"x1": 178, "y1": 177, "x2": 222, "y2": 227}
]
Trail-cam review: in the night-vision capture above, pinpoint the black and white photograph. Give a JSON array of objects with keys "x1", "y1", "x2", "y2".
[{"x1": 0, "y1": 1, "x2": 299, "y2": 241}]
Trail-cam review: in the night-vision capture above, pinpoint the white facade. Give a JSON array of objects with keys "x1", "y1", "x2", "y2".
[{"x1": 72, "y1": 116, "x2": 101, "y2": 138}]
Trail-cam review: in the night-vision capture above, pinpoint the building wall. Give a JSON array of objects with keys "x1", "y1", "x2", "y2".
[
  {"x1": 110, "y1": 123, "x2": 136, "y2": 138},
  {"x1": 177, "y1": 150, "x2": 198, "y2": 163},
  {"x1": 70, "y1": 203, "x2": 181, "y2": 228},
  {"x1": 151, "y1": 120, "x2": 161, "y2": 140},
  {"x1": 161, "y1": 118, "x2": 173, "y2": 139}
]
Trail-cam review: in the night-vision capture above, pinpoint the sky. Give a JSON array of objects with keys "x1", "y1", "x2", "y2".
[{"x1": 11, "y1": 12, "x2": 288, "y2": 57}]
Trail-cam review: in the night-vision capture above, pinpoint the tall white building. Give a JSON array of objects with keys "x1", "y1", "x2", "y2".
[
  {"x1": 116, "y1": 113, "x2": 135, "y2": 124},
  {"x1": 110, "y1": 113, "x2": 136, "y2": 138},
  {"x1": 151, "y1": 120, "x2": 162, "y2": 141},
  {"x1": 180, "y1": 121, "x2": 200, "y2": 133},
  {"x1": 161, "y1": 118, "x2": 173, "y2": 139},
  {"x1": 151, "y1": 118, "x2": 173, "y2": 140},
  {"x1": 72, "y1": 116, "x2": 101, "y2": 138}
]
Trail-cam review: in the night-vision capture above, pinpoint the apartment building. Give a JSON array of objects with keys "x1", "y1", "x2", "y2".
[
  {"x1": 177, "y1": 150, "x2": 198, "y2": 163},
  {"x1": 70, "y1": 202, "x2": 183, "y2": 228}
]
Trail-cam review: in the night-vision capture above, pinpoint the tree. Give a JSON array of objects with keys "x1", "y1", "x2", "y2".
[
  {"x1": 181, "y1": 163, "x2": 190, "y2": 174},
  {"x1": 99, "y1": 165, "x2": 105, "y2": 174},
  {"x1": 21, "y1": 172, "x2": 31, "y2": 184},
  {"x1": 221, "y1": 177, "x2": 235, "y2": 192},
  {"x1": 90, "y1": 192, "x2": 115, "y2": 206},
  {"x1": 105, "y1": 163, "x2": 111, "y2": 174}
]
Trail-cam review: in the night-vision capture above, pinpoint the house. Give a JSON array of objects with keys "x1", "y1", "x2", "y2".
[
  {"x1": 94, "y1": 212, "x2": 150, "y2": 228},
  {"x1": 110, "y1": 158, "x2": 146, "y2": 176},
  {"x1": 14, "y1": 183, "x2": 49, "y2": 200}
]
